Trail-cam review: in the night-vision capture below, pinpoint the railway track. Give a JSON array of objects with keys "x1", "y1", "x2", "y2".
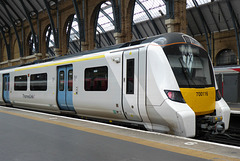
[
  {"x1": 204, "y1": 133, "x2": 240, "y2": 147},
  {"x1": 200, "y1": 114, "x2": 240, "y2": 147}
]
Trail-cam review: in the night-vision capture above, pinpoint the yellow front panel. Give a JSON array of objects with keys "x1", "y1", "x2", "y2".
[{"x1": 180, "y1": 87, "x2": 215, "y2": 115}]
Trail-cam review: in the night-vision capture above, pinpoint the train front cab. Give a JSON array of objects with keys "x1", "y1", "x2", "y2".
[
  {"x1": 146, "y1": 34, "x2": 230, "y2": 137},
  {"x1": 163, "y1": 37, "x2": 230, "y2": 136}
]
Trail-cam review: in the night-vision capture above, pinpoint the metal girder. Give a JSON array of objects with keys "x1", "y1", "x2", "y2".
[
  {"x1": 46, "y1": 26, "x2": 53, "y2": 56},
  {"x1": 226, "y1": 0, "x2": 240, "y2": 63},
  {"x1": 95, "y1": 30, "x2": 102, "y2": 48},
  {"x1": 11, "y1": 0, "x2": 27, "y2": 18},
  {"x1": 0, "y1": 14, "x2": 10, "y2": 29},
  {"x1": 133, "y1": 24, "x2": 143, "y2": 39},
  {"x1": 0, "y1": 26, "x2": 10, "y2": 60},
  {"x1": 226, "y1": 0, "x2": 240, "y2": 29},
  {"x1": 43, "y1": 0, "x2": 59, "y2": 49},
  {"x1": 66, "y1": 15, "x2": 74, "y2": 49},
  {"x1": 110, "y1": 0, "x2": 121, "y2": 32},
  {"x1": 187, "y1": 24, "x2": 194, "y2": 36},
  {"x1": 97, "y1": 24, "x2": 113, "y2": 46},
  {"x1": 0, "y1": 0, "x2": 23, "y2": 57},
  {"x1": 165, "y1": 0, "x2": 174, "y2": 19},
  {"x1": 19, "y1": 0, "x2": 39, "y2": 53},
  {"x1": 136, "y1": 0, "x2": 161, "y2": 35},
  {"x1": 146, "y1": 21, "x2": 155, "y2": 35},
  {"x1": 27, "y1": 0, "x2": 39, "y2": 14},
  {"x1": 70, "y1": 23, "x2": 82, "y2": 52},
  {"x1": 100, "y1": 9, "x2": 114, "y2": 25},
  {"x1": 140, "y1": 23, "x2": 149, "y2": 37},
  {"x1": 100, "y1": 7, "x2": 137, "y2": 40},
  {"x1": 207, "y1": 4, "x2": 220, "y2": 32},
  {"x1": 188, "y1": 10, "x2": 202, "y2": 35},
  {"x1": 192, "y1": 0, "x2": 211, "y2": 57},
  {"x1": 71, "y1": 24, "x2": 80, "y2": 39},
  {"x1": 0, "y1": 10, "x2": 11, "y2": 27},
  {"x1": 217, "y1": 2, "x2": 230, "y2": 31},
  {"x1": 36, "y1": 0, "x2": 44, "y2": 11},
  {"x1": 128, "y1": 0, "x2": 144, "y2": 39},
  {"x1": 94, "y1": 3, "x2": 113, "y2": 46},
  {"x1": 158, "y1": 18, "x2": 167, "y2": 33},
  {"x1": 72, "y1": 0, "x2": 85, "y2": 45},
  {"x1": 132, "y1": 29, "x2": 138, "y2": 39},
  {"x1": 96, "y1": 30, "x2": 110, "y2": 48},
  {"x1": 3, "y1": 0, "x2": 22, "y2": 21},
  {"x1": 192, "y1": 0, "x2": 211, "y2": 33},
  {"x1": 69, "y1": 40, "x2": 80, "y2": 53},
  {"x1": 26, "y1": 0, "x2": 40, "y2": 53}
]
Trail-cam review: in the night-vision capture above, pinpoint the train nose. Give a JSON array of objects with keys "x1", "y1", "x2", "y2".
[{"x1": 180, "y1": 87, "x2": 216, "y2": 115}]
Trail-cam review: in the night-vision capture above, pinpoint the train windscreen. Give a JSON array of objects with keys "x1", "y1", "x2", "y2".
[{"x1": 164, "y1": 44, "x2": 214, "y2": 88}]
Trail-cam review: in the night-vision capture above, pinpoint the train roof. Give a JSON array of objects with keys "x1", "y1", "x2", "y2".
[{"x1": 0, "y1": 33, "x2": 201, "y2": 71}]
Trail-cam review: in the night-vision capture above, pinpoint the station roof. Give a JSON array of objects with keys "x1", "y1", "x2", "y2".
[{"x1": 0, "y1": 0, "x2": 239, "y2": 54}]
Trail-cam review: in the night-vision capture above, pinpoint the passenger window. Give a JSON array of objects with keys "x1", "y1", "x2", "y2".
[
  {"x1": 68, "y1": 70, "x2": 73, "y2": 91},
  {"x1": 30, "y1": 73, "x2": 47, "y2": 91},
  {"x1": 7, "y1": 77, "x2": 9, "y2": 91},
  {"x1": 4, "y1": 77, "x2": 7, "y2": 91},
  {"x1": 14, "y1": 75, "x2": 27, "y2": 91},
  {"x1": 126, "y1": 59, "x2": 134, "y2": 94},
  {"x1": 59, "y1": 71, "x2": 64, "y2": 91},
  {"x1": 84, "y1": 66, "x2": 108, "y2": 91}
]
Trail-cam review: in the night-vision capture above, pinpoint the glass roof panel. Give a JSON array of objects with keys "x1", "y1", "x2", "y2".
[
  {"x1": 48, "y1": 0, "x2": 214, "y2": 48},
  {"x1": 133, "y1": 0, "x2": 165, "y2": 23},
  {"x1": 97, "y1": 2, "x2": 114, "y2": 33},
  {"x1": 187, "y1": 0, "x2": 211, "y2": 8}
]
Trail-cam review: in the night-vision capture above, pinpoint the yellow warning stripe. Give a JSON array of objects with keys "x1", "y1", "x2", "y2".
[{"x1": 15, "y1": 55, "x2": 105, "y2": 71}]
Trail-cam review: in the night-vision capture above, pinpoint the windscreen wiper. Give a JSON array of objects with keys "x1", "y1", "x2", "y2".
[{"x1": 179, "y1": 57, "x2": 196, "y2": 87}]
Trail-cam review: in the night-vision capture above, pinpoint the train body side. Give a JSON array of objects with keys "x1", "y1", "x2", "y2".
[{"x1": 10, "y1": 66, "x2": 59, "y2": 112}]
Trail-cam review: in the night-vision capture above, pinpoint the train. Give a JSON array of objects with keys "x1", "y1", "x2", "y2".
[{"x1": 0, "y1": 33, "x2": 230, "y2": 137}]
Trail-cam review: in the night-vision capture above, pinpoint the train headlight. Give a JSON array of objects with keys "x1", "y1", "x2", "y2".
[{"x1": 164, "y1": 90, "x2": 186, "y2": 103}]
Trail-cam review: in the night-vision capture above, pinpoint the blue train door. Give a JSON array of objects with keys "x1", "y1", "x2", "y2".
[
  {"x1": 57, "y1": 65, "x2": 75, "y2": 111},
  {"x1": 3, "y1": 74, "x2": 10, "y2": 103}
]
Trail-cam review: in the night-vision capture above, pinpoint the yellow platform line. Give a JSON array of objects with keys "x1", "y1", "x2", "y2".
[{"x1": 0, "y1": 109, "x2": 239, "y2": 161}]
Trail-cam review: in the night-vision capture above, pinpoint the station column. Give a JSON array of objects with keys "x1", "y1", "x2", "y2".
[
  {"x1": 113, "y1": 0, "x2": 134, "y2": 44},
  {"x1": 165, "y1": 0, "x2": 187, "y2": 33}
]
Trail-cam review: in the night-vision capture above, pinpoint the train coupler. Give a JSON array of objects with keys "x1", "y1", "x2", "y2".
[{"x1": 198, "y1": 116, "x2": 225, "y2": 135}]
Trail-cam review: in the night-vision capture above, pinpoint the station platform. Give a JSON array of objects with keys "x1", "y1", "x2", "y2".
[
  {"x1": 0, "y1": 106, "x2": 239, "y2": 161},
  {"x1": 229, "y1": 103, "x2": 240, "y2": 114}
]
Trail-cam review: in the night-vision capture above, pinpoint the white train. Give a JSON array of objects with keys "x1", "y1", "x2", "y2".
[{"x1": 0, "y1": 33, "x2": 230, "y2": 137}]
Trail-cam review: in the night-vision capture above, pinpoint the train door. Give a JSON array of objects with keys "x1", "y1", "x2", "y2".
[
  {"x1": 3, "y1": 74, "x2": 10, "y2": 103},
  {"x1": 122, "y1": 49, "x2": 142, "y2": 121},
  {"x1": 57, "y1": 65, "x2": 75, "y2": 111}
]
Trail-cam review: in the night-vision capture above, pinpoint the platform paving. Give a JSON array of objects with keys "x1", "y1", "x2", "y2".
[{"x1": 0, "y1": 106, "x2": 239, "y2": 161}]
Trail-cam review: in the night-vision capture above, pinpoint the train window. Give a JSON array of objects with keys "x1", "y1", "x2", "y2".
[
  {"x1": 84, "y1": 66, "x2": 108, "y2": 91},
  {"x1": 14, "y1": 75, "x2": 27, "y2": 91},
  {"x1": 30, "y1": 73, "x2": 47, "y2": 91},
  {"x1": 68, "y1": 70, "x2": 73, "y2": 91},
  {"x1": 126, "y1": 59, "x2": 134, "y2": 94},
  {"x1": 59, "y1": 71, "x2": 64, "y2": 91},
  {"x1": 4, "y1": 77, "x2": 7, "y2": 91}
]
